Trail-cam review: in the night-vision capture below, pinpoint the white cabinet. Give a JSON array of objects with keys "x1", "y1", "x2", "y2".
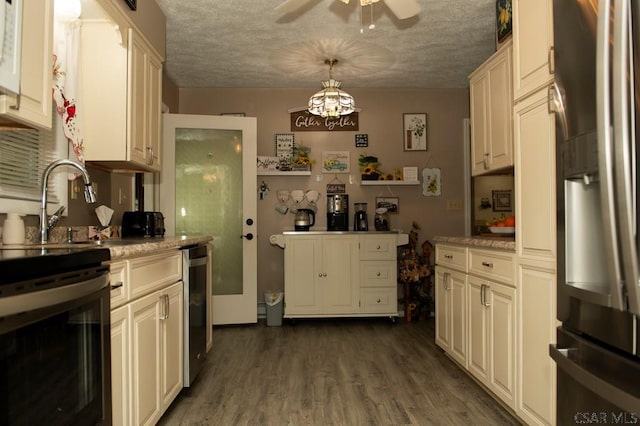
[
  {"x1": 280, "y1": 233, "x2": 406, "y2": 318},
  {"x1": 512, "y1": 0, "x2": 554, "y2": 101},
  {"x1": 359, "y1": 235, "x2": 400, "y2": 315},
  {"x1": 110, "y1": 304, "x2": 130, "y2": 426},
  {"x1": 435, "y1": 244, "x2": 517, "y2": 410},
  {"x1": 0, "y1": 0, "x2": 53, "y2": 129},
  {"x1": 109, "y1": 250, "x2": 183, "y2": 426},
  {"x1": 284, "y1": 234, "x2": 360, "y2": 316},
  {"x1": 469, "y1": 40, "x2": 514, "y2": 176},
  {"x1": 130, "y1": 281, "x2": 183, "y2": 426},
  {"x1": 515, "y1": 87, "x2": 556, "y2": 261},
  {"x1": 467, "y1": 275, "x2": 516, "y2": 410},
  {"x1": 434, "y1": 266, "x2": 467, "y2": 367},
  {"x1": 517, "y1": 260, "x2": 557, "y2": 425},
  {"x1": 81, "y1": 21, "x2": 163, "y2": 171}
]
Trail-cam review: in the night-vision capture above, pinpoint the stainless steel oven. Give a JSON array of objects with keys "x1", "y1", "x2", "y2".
[{"x1": 0, "y1": 247, "x2": 111, "y2": 426}]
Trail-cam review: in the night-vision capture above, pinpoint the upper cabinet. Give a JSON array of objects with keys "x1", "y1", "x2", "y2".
[
  {"x1": 80, "y1": 3, "x2": 163, "y2": 172},
  {"x1": 469, "y1": 40, "x2": 514, "y2": 176},
  {"x1": 512, "y1": 0, "x2": 554, "y2": 102},
  {"x1": 0, "y1": 0, "x2": 53, "y2": 130}
]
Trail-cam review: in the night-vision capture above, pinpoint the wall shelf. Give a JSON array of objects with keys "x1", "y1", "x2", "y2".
[
  {"x1": 257, "y1": 170, "x2": 312, "y2": 176},
  {"x1": 360, "y1": 180, "x2": 420, "y2": 186}
]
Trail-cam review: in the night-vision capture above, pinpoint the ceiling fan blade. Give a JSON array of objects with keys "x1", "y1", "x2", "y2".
[
  {"x1": 275, "y1": 0, "x2": 312, "y2": 14},
  {"x1": 383, "y1": 0, "x2": 421, "y2": 19}
]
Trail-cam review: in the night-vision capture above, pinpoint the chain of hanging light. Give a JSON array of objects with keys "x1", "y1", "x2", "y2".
[{"x1": 307, "y1": 59, "x2": 355, "y2": 118}]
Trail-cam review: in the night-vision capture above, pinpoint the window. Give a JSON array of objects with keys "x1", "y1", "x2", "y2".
[{"x1": 0, "y1": 114, "x2": 68, "y2": 215}]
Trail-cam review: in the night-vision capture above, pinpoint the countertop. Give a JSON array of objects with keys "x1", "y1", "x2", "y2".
[
  {"x1": 433, "y1": 235, "x2": 515, "y2": 252},
  {"x1": 100, "y1": 235, "x2": 213, "y2": 260},
  {"x1": 0, "y1": 235, "x2": 213, "y2": 261}
]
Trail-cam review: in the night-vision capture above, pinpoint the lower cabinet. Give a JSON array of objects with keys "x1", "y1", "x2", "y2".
[
  {"x1": 130, "y1": 281, "x2": 183, "y2": 425},
  {"x1": 109, "y1": 250, "x2": 184, "y2": 426},
  {"x1": 516, "y1": 260, "x2": 557, "y2": 426},
  {"x1": 435, "y1": 244, "x2": 517, "y2": 413},
  {"x1": 467, "y1": 275, "x2": 516, "y2": 410},
  {"x1": 282, "y1": 233, "x2": 407, "y2": 318},
  {"x1": 434, "y1": 266, "x2": 467, "y2": 367}
]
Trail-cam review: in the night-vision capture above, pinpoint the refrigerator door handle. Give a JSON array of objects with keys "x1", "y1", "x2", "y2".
[
  {"x1": 550, "y1": 344, "x2": 640, "y2": 413},
  {"x1": 613, "y1": 0, "x2": 640, "y2": 314},
  {"x1": 597, "y1": 0, "x2": 626, "y2": 310}
]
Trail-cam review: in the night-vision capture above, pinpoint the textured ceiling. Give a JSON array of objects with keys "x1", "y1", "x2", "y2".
[{"x1": 154, "y1": 0, "x2": 498, "y2": 89}]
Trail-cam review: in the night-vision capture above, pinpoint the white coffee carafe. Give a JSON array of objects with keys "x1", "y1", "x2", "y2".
[{"x1": 2, "y1": 212, "x2": 26, "y2": 244}]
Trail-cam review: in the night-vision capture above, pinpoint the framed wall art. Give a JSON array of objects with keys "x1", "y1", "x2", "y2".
[
  {"x1": 403, "y1": 113, "x2": 427, "y2": 151},
  {"x1": 492, "y1": 189, "x2": 512, "y2": 211},
  {"x1": 274, "y1": 133, "x2": 295, "y2": 161},
  {"x1": 496, "y1": 0, "x2": 512, "y2": 46},
  {"x1": 376, "y1": 197, "x2": 399, "y2": 213},
  {"x1": 322, "y1": 151, "x2": 350, "y2": 173}
]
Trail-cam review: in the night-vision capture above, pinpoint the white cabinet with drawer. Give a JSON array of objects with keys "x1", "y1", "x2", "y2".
[
  {"x1": 435, "y1": 243, "x2": 517, "y2": 411},
  {"x1": 278, "y1": 233, "x2": 407, "y2": 318},
  {"x1": 109, "y1": 249, "x2": 183, "y2": 426},
  {"x1": 360, "y1": 234, "x2": 400, "y2": 315}
]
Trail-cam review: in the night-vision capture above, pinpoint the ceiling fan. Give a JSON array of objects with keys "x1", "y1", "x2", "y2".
[{"x1": 275, "y1": 0, "x2": 421, "y2": 21}]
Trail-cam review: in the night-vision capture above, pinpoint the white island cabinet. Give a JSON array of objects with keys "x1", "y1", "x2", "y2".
[{"x1": 270, "y1": 232, "x2": 408, "y2": 318}]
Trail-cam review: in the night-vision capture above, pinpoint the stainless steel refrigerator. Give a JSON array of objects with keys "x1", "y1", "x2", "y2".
[{"x1": 550, "y1": 0, "x2": 640, "y2": 421}]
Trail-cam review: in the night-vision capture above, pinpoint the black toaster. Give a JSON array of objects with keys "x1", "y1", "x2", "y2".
[{"x1": 121, "y1": 211, "x2": 165, "y2": 237}]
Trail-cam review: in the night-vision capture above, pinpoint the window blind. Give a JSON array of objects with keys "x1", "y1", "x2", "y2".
[{"x1": 0, "y1": 121, "x2": 62, "y2": 212}]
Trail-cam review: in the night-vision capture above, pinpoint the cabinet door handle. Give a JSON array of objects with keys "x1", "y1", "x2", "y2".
[
  {"x1": 9, "y1": 93, "x2": 20, "y2": 111},
  {"x1": 111, "y1": 281, "x2": 124, "y2": 290},
  {"x1": 165, "y1": 294, "x2": 170, "y2": 318},
  {"x1": 481, "y1": 261, "x2": 493, "y2": 268},
  {"x1": 376, "y1": 245, "x2": 381, "y2": 250},
  {"x1": 548, "y1": 46, "x2": 555, "y2": 74},
  {"x1": 483, "y1": 153, "x2": 489, "y2": 170},
  {"x1": 444, "y1": 254, "x2": 453, "y2": 259},
  {"x1": 480, "y1": 284, "x2": 485, "y2": 306},
  {"x1": 376, "y1": 298, "x2": 381, "y2": 304},
  {"x1": 146, "y1": 146, "x2": 154, "y2": 165},
  {"x1": 442, "y1": 272, "x2": 450, "y2": 290},
  {"x1": 376, "y1": 272, "x2": 381, "y2": 277},
  {"x1": 483, "y1": 285, "x2": 491, "y2": 307},
  {"x1": 160, "y1": 294, "x2": 169, "y2": 320}
]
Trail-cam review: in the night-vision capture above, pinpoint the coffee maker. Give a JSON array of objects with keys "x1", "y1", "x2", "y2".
[
  {"x1": 327, "y1": 194, "x2": 348, "y2": 231},
  {"x1": 353, "y1": 202, "x2": 368, "y2": 231}
]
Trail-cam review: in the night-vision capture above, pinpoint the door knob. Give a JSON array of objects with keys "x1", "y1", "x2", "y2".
[{"x1": 241, "y1": 233, "x2": 254, "y2": 240}]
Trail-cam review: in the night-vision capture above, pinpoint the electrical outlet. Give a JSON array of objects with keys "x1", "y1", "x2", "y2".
[
  {"x1": 118, "y1": 188, "x2": 126, "y2": 205},
  {"x1": 70, "y1": 180, "x2": 79, "y2": 200},
  {"x1": 446, "y1": 199, "x2": 462, "y2": 210}
]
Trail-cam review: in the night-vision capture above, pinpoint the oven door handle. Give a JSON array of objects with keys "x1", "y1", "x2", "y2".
[
  {"x1": 549, "y1": 344, "x2": 640, "y2": 413},
  {"x1": 0, "y1": 274, "x2": 108, "y2": 317}
]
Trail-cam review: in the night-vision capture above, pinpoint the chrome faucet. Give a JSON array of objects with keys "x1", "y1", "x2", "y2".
[{"x1": 40, "y1": 159, "x2": 97, "y2": 244}]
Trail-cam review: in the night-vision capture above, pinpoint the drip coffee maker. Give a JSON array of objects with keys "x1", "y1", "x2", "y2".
[
  {"x1": 353, "y1": 202, "x2": 368, "y2": 231},
  {"x1": 327, "y1": 194, "x2": 349, "y2": 231}
]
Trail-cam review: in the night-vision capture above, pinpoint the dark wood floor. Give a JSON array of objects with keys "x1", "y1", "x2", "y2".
[{"x1": 158, "y1": 317, "x2": 521, "y2": 425}]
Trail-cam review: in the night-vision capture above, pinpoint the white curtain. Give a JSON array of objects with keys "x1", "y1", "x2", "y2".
[{"x1": 52, "y1": 1, "x2": 84, "y2": 166}]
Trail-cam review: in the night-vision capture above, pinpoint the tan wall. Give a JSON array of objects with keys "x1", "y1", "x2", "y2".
[{"x1": 177, "y1": 87, "x2": 470, "y2": 298}]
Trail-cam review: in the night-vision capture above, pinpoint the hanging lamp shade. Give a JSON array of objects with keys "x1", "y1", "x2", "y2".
[{"x1": 308, "y1": 59, "x2": 355, "y2": 118}]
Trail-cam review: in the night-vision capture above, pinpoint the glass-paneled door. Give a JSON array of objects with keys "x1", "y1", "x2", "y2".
[{"x1": 161, "y1": 114, "x2": 257, "y2": 325}]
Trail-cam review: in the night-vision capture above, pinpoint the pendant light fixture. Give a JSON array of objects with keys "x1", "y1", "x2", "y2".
[{"x1": 308, "y1": 59, "x2": 355, "y2": 118}]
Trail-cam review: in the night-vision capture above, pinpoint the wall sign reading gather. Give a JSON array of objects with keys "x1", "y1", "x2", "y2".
[{"x1": 290, "y1": 110, "x2": 359, "y2": 132}]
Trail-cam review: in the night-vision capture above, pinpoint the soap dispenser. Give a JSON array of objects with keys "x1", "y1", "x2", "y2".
[{"x1": 2, "y1": 212, "x2": 26, "y2": 244}]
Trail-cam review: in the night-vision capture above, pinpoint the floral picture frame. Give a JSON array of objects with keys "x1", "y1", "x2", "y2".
[
  {"x1": 403, "y1": 113, "x2": 427, "y2": 151},
  {"x1": 496, "y1": 0, "x2": 512, "y2": 46}
]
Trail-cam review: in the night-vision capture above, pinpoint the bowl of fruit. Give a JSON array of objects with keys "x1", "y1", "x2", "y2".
[{"x1": 486, "y1": 215, "x2": 516, "y2": 234}]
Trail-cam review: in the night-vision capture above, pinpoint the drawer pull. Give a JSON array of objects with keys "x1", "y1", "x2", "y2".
[
  {"x1": 444, "y1": 254, "x2": 453, "y2": 259},
  {"x1": 111, "y1": 281, "x2": 124, "y2": 290},
  {"x1": 481, "y1": 261, "x2": 493, "y2": 268},
  {"x1": 376, "y1": 245, "x2": 381, "y2": 250},
  {"x1": 376, "y1": 298, "x2": 381, "y2": 303},
  {"x1": 376, "y1": 272, "x2": 381, "y2": 277}
]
